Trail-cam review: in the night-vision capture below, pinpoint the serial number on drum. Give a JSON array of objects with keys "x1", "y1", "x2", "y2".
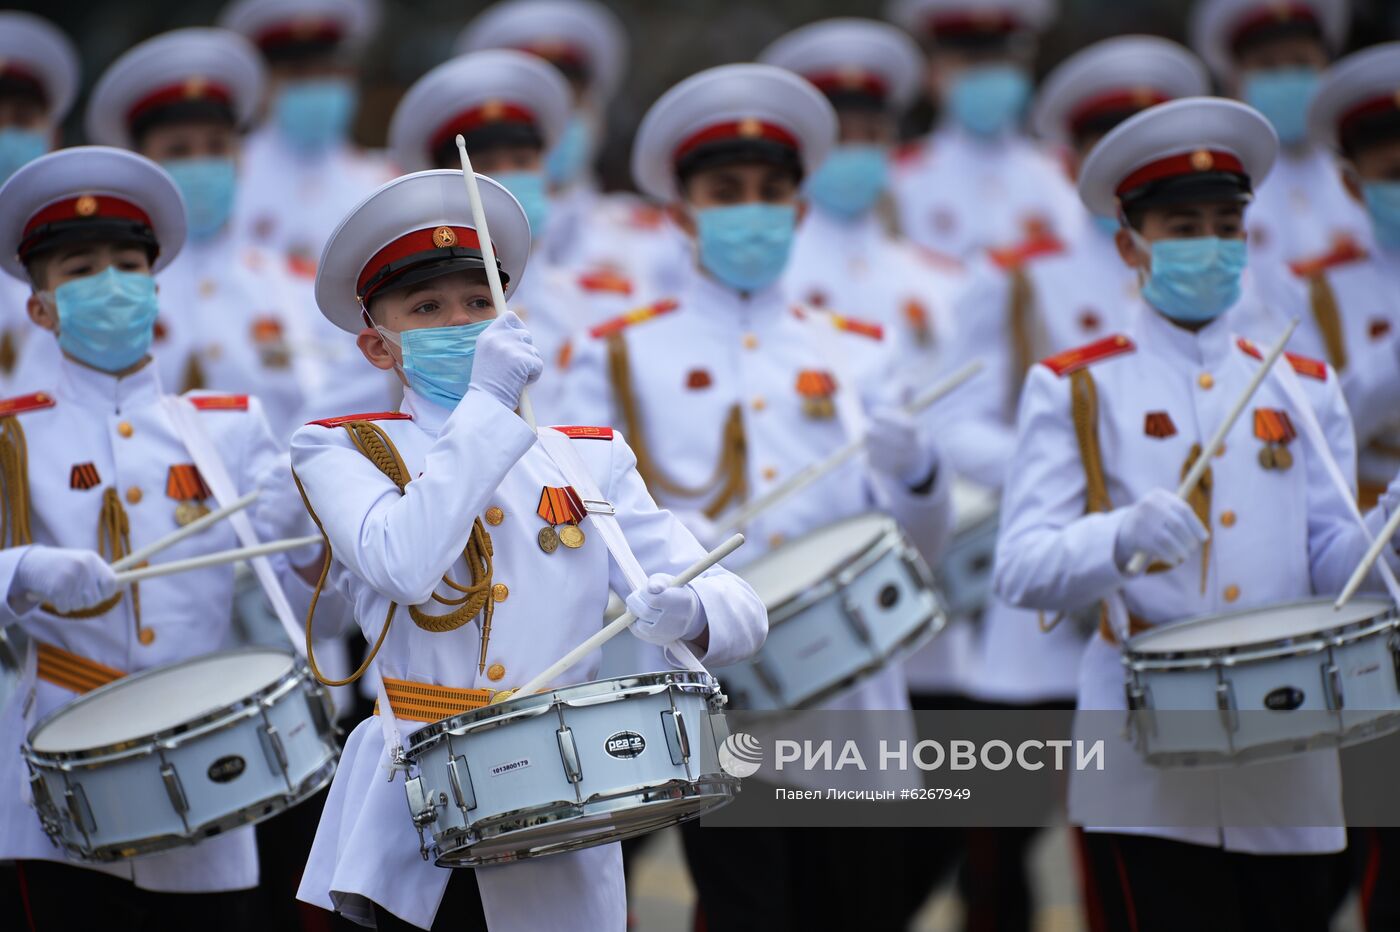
[{"x1": 901, "y1": 788, "x2": 972, "y2": 801}]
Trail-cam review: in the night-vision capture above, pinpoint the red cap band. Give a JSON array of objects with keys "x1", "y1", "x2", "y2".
[
  {"x1": 925, "y1": 11, "x2": 1020, "y2": 37},
  {"x1": 356, "y1": 225, "x2": 487, "y2": 300},
  {"x1": 125, "y1": 78, "x2": 234, "y2": 127},
  {"x1": 804, "y1": 69, "x2": 890, "y2": 101},
  {"x1": 1067, "y1": 88, "x2": 1171, "y2": 135},
  {"x1": 1115, "y1": 149, "x2": 1246, "y2": 197},
  {"x1": 22, "y1": 195, "x2": 153, "y2": 244},
  {"x1": 1338, "y1": 93, "x2": 1400, "y2": 137},
  {"x1": 673, "y1": 119, "x2": 800, "y2": 164},
  {"x1": 428, "y1": 101, "x2": 538, "y2": 156},
  {"x1": 1228, "y1": 3, "x2": 1319, "y2": 49},
  {"x1": 252, "y1": 18, "x2": 345, "y2": 50}
]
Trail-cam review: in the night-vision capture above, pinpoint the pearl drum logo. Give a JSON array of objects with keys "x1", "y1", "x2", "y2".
[
  {"x1": 605, "y1": 731, "x2": 647, "y2": 759},
  {"x1": 207, "y1": 755, "x2": 247, "y2": 783}
]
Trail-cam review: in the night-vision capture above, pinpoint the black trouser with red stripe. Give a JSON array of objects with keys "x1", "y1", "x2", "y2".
[{"x1": 1078, "y1": 832, "x2": 1340, "y2": 932}]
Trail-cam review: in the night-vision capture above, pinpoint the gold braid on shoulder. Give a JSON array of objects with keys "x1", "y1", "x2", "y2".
[
  {"x1": 0, "y1": 416, "x2": 138, "y2": 622},
  {"x1": 606, "y1": 332, "x2": 747, "y2": 518},
  {"x1": 297, "y1": 419, "x2": 495, "y2": 687}
]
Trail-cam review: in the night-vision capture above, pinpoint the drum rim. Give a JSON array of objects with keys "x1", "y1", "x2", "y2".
[
  {"x1": 1122, "y1": 596, "x2": 1399, "y2": 668},
  {"x1": 405, "y1": 670, "x2": 720, "y2": 754},
  {"x1": 749, "y1": 515, "x2": 910, "y2": 626},
  {"x1": 25, "y1": 647, "x2": 309, "y2": 762}
]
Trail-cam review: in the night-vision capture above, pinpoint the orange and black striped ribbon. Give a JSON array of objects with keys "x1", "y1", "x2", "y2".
[
  {"x1": 69, "y1": 462, "x2": 101, "y2": 490},
  {"x1": 166, "y1": 464, "x2": 212, "y2": 501},
  {"x1": 372, "y1": 676, "x2": 494, "y2": 723},
  {"x1": 795, "y1": 370, "x2": 837, "y2": 398},
  {"x1": 36, "y1": 641, "x2": 125, "y2": 694},
  {"x1": 1253, "y1": 408, "x2": 1297, "y2": 444},
  {"x1": 537, "y1": 485, "x2": 586, "y2": 526}
]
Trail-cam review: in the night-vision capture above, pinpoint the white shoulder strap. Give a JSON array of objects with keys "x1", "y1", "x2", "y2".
[{"x1": 535, "y1": 427, "x2": 707, "y2": 674}]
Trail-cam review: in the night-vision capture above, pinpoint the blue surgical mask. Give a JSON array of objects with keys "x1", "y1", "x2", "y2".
[
  {"x1": 492, "y1": 171, "x2": 551, "y2": 238},
  {"x1": 1091, "y1": 214, "x2": 1121, "y2": 238},
  {"x1": 273, "y1": 78, "x2": 357, "y2": 153},
  {"x1": 805, "y1": 144, "x2": 889, "y2": 218},
  {"x1": 545, "y1": 115, "x2": 594, "y2": 186},
  {"x1": 1363, "y1": 182, "x2": 1400, "y2": 250},
  {"x1": 0, "y1": 127, "x2": 48, "y2": 184},
  {"x1": 49, "y1": 267, "x2": 160, "y2": 371},
  {"x1": 1136, "y1": 234, "x2": 1247, "y2": 323},
  {"x1": 695, "y1": 203, "x2": 798, "y2": 292},
  {"x1": 1242, "y1": 68, "x2": 1318, "y2": 147},
  {"x1": 377, "y1": 319, "x2": 492, "y2": 409},
  {"x1": 163, "y1": 157, "x2": 237, "y2": 240},
  {"x1": 948, "y1": 65, "x2": 1031, "y2": 137}
]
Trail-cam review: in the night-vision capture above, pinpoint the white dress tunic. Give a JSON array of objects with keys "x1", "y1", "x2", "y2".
[{"x1": 291, "y1": 387, "x2": 767, "y2": 930}]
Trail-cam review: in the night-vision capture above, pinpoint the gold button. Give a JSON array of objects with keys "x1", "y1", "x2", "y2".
[
  {"x1": 751, "y1": 396, "x2": 766, "y2": 412},
  {"x1": 492, "y1": 583, "x2": 509, "y2": 602},
  {"x1": 117, "y1": 421, "x2": 134, "y2": 438},
  {"x1": 125, "y1": 486, "x2": 143, "y2": 505},
  {"x1": 1198, "y1": 372, "x2": 1214, "y2": 390},
  {"x1": 487, "y1": 662, "x2": 506, "y2": 682},
  {"x1": 762, "y1": 466, "x2": 778, "y2": 481},
  {"x1": 199, "y1": 279, "x2": 216, "y2": 298},
  {"x1": 138, "y1": 628, "x2": 156, "y2": 646},
  {"x1": 33, "y1": 392, "x2": 49, "y2": 403},
  {"x1": 1220, "y1": 510, "x2": 1236, "y2": 527},
  {"x1": 1215, "y1": 443, "x2": 1227, "y2": 458},
  {"x1": 1224, "y1": 584, "x2": 1240, "y2": 602},
  {"x1": 485, "y1": 506, "x2": 504, "y2": 526},
  {"x1": 768, "y1": 533, "x2": 785, "y2": 549},
  {"x1": 743, "y1": 333, "x2": 759, "y2": 350}
]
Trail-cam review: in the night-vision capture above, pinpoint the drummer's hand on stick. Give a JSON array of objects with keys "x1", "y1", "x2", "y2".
[
  {"x1": 865, "y1": 407, "x2": 938, "y2": 490},
  {"x1": 467, "y1": 311, "x2": 542, "y2": 413},
  {"x1": 1113, "y1": 489, "x2": 1208, "y2": 575},
  {"x1": 625, "y1": 572, "x2": 705, "y2": 646},
  {"x1": 12, "y1": 546, "x2": 118, "y2": 613}
]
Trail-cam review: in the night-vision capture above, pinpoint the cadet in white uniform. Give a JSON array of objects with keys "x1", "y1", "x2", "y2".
[
  {"x1": 84, "y1": 27, "x2": 332, "y2": 444},
  {"x1": 1191, "y1": 0, "x2": 1370, "y2": 272},
  {"x1": 0, "y1": 146, "x2": 329, "y2": 929},
  {"x1": 760, "y1": 17, "x2": 961, "y2": 384},
  {"x1": 0, "y1": 12, "x2": 78, "y2": 395},
  {"x1": 218, "y1": 0, "x2": 393, "y2": 281},
  {"x1": 564, "y1": 62, "x2": 953, "y2": 930},
  {"x1": 291, "y1": 168, "x2": 765, "y2": 931},
  {"x1": 387, "y1": 49, "x2": 582, "y2": 423},
  {"x1": 884, "y1": 0, "x2": 1080, "y2": 262},
  {"x1": 995, "y1": 97, "x2": 1387, "y2": 930}
]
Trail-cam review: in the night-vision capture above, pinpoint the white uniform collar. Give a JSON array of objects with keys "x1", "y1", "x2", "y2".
[
  {"x1": 688, "y1": 266, "x2": 789, "y2": 323},
  {"x1": 400, "y1": 387, "x2": 449, "y2": 435},
  {"x1": 1131, "y1": 298, "x2": 1238, "y2": 370},
  {"x1": 56, "y1": 351, "x2": 162, "y2": 411}
]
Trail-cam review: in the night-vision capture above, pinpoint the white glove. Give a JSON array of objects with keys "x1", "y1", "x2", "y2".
[
  {"x1": 12, "y1": 546, "x2": 118, "y2": 613},
  {"x1": 256, "y1": 455, "x2": 321, "y2": 566},
  {"x1": 864, "y1": 407, "x2": 937, "y2": 487},
  {"x1": 625, "y1": 573, "x2": 705, "y2": 646},
  {"x1": 1113, "y1": 488, "x2": 1209, "y2": 573},
  {"x1": 467, "y1": 311, "x2": 543, "y2": 411}
]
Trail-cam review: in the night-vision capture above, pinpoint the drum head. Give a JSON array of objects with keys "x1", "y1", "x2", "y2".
[
  {"x1": 30, "y1": 649, "x2": 295, "y2": 753},
  {"x1": 1130, "y1": 598, "x2": 1391, "y2": 655},
  {"x1": 739, "y1": 513, "x2": 894, "y2": 609}
]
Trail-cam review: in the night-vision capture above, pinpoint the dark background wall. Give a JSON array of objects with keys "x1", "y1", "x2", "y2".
[{"x1": 13, "y1": 0, "x2": 1400, "y2": 188}]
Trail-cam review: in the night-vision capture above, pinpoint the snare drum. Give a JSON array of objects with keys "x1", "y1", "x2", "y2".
[
  {"x1": 403, "y1": 671, "x2": 735, "y2": 866},
  {"x1": 937, "y1": 481, "x2": 1000, "y2": 619},
  {"x1": 24, "y1": 648, "x2": 337, "y2": 861},
  {"x1": 1124, "y1": 598, "x2": 1400, "y2": 767},
  {"x1": 715, "y1": 513, "x2": 946, "y2": 711}
]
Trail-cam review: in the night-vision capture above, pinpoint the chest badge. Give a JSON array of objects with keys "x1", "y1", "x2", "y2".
[
  {"x1": 1254, "y1": 408, "x2": 1297, "y2": 471},
  {"x1": 70, "y1": 463, "x2": 102, "y2": 491},
  {"x1": 537, "y1": 486, "x2": 588, "y2": 552},
  {"x1": 166, "y1": 464, "x2": 213, "y2": 525},
  {"x1": 251, "y1": 315, "x2": 292, "y2": 369},
  {"x1": 904, "y1": 300, "x2": 933, "y2": 347},
  {"x1": 1143, "y1": 412, "x2": 1177, "y2": 439},
  {"x1": 686, "y1": 368, "x2": 713, "y2": 390},
  {"x1": 796, "y1": 370, "x2": 838, "y2": 419}
]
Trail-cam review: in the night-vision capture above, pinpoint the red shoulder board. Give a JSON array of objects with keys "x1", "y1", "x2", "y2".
[
  {"x1": 829, "y1": 313, "x2": 884, "y2": 340},
  {"x1": 189, "y1": 394, "x2": 249, "y2": 411},
  {"x1": 1236, "y1": 338, "x2": 1329, "y2": 381},
  {"x1": 1040, "y1": 334, "x2": 1135, "y2": 377},
  {"x1": 988, "y1": 232, "x2": 1065, "y2": 271},
  {"x1": 892, "y1": 139, "x2": 925, "y2": 166},
  {"x1": 307, "y1": 411, "x2": 413, "y2": 428},
  {"x1": 1287, "y1": 237, "x2": 1368, "y2": 278},
  {"x1": 577, "y1": 268, "x2": 633, "y2": 296},
  {"x1": 588, "y1": 299, "x2": 680, "y2": 339},
  {"x1": 0, "y1": 391, "x2": 56, "y2": 417},
  {"x1": 552, "y1": 425, "x2": 614, "y2": 440}
]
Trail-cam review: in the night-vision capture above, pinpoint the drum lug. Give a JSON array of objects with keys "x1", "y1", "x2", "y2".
[
  {"x1": 662, "y1": 709, "x2": 691, "y2": 766},
  {"x1": 259, "y1": 722, "x2": 290, "y2": 777},
  {"x1": 1215, "y1": 681, "x2": 1239, "y2": 735},
  {"x1": 403, "y1": 775, "x2": 440, "y2": 861},
  {"x1": 447, "y1": 755, "x2": 477, "y2": 814},
  {"x1": 1322, "y1": 662, "x2": 1345, "y2": 711},
  {"x1": 63, "y1": 780, "x2": 97, "y2": 835},
  {"x1": 840, "y1": 598, "x2": 874, "y2": 646},
  {"x1": 160, "y1": 762, "x2": 190, "y2": 815},
  {"x1": 557, "y1": 726, "x2": 584, "y2": 784}
]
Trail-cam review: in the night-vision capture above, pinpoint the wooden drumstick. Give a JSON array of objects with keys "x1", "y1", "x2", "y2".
[
  {"x1": 714, "y1": 360, "x2": 984, "y2": 535},
  {"x1": 1125, "y1": 318, "x2": 1299, "y2": 576},
  {"x1": 453, "y1": 135, "x2": 536, "y2": 431},
  {"x1": 513, "y1": 533, "x2": 745, "y2": 697},
  {"x1": 111, "y1": 491, "x2": 260, "y2": 571},
  {"x1": 1335, "y1": 502, "x2": 1400, "y2": 609},
  {"x1": 110, "y1": 535, "x2": 322, "y2": 586}
]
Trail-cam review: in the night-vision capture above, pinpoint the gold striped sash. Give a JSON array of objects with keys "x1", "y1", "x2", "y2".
[
  {"x1": 373, "y1": 676, "x2": 494, "y2": 723},
  {"x1": 36, "y1": 641, "x2": 126, "y2": 694}
]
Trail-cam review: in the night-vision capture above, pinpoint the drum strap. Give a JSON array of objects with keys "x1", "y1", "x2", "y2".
[
  {"x1": 373, "y1": 676, "x2": 493, "y2": 723},
  {"x1": 34, "y1": 640, "x2": 125, "y2": 694}
]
